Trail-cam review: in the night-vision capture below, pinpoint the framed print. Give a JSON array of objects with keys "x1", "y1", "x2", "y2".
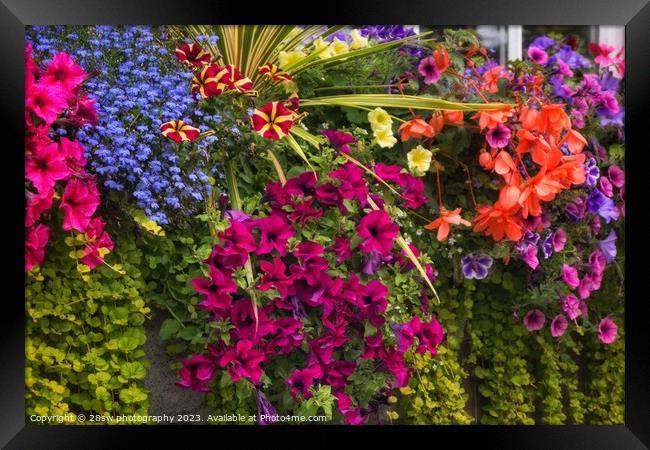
[{"x1": 2, "y1": 0, "x2": 649, "y2": 447}]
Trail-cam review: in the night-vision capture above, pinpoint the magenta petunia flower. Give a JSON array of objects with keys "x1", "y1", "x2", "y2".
[
  {"x1": 59, "y1": 178, "x2": 100, "y2": 232},
  {"x1": 486, "y1": 123, "x2": 512, "y2": 149},
  {"x1": 330, "y1": 162, "x2": 368, "y2": 206},
  {"x1": 527, "y1": 46, "x2": 549, "y2": 65},
  {"x1": 337, "y1": 391, "x2": 368, "y2": 425},
  {"x1": 607, "y1": 164, "x2": 625, "y2": 188},
  {"x1": 599, "y1": 176, "x2": 614, "y2": 197},
  {"x1": 258, "y1": 257, "x2": 293, "y2": 298},
  {"x1": 284, "y1": 171, "x2": 318, "y2": 197},
  {"x1": 287, "y1": 365, "x2": 323, "y2": 401},
  {"x1": 254, "y1": 214, "x2": 296, "y2": 256},
  {"x1": 25, "y1": 82, "x2": 68, "y2": 126},
  {"x1": 561, "y1": 293, "x2": 581, "y2": 320},
  {"x1": 418, "y1": 56, "x2": 441, "y2": 84},
  {"x1": 25, "y1": 188, "x2": 54, "y2": 227},
  {"x1": 25, "y1": 141, "x2": 71, "y2": 193},
  {"x1": 41, "y1": 52, "x2": 87, "y2": 96},
  {"x1": 374, "y1": 163, "x2": 403, "y2": 183},
  {"x1": 264, "y1": 317, "x2": 303, "y2": 355},
  {"x1": 322, "y1": 129, "x2": 356, "y2": 155},
  {"x1": 397, "y1": 173, "x2": 428, "y2": 209},
  {"x1": 523, "y1": 309, "x2": 545, "y2": 331},
  {"x1": 562, "y1": 264, "x2": 580, "y2": 289},
  {"x1": 597, "y1": 317, "x2": 618, "y2": 344},
  {"x1": 219, "y1": 339, "x2": 266, "y2": 385},
  {"x1": 521, "y1": 244, "x2": 540, "y2": 270},
  {"x1": 176, "y1": 354, "x2": 217, "y2": 392},
  {"x1": 379, "y1": 346, "x2": 410, "y2": 388},
  {"x1": 550, "y1": 314, "x2": 568, "y2": 337},
  {"x1": 552, "y1": 228, "x2": 567, "y2": 252},
  {"x1": 25, "y1": 224, "x2": 50, "y2": 272},
  {"x1": 80, "y1": 217, "x2": 114, "y2": 269},
  {"x1": 324, "y1": 360, "x2": 357, "y2": 392},
  {"x1": 230, "y1": 298, "x2": 276, "y2": 341},
  {"x1": 357, "y1": 210, "x2": 399, "y2": 256},
  {"x1": 329, "y1": 236, "x2": 352, "y2": 264}
]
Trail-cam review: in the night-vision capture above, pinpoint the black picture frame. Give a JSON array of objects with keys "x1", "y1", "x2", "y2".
[{"x1": 3, "y1": 0, "x2": 648, "y2": 447}]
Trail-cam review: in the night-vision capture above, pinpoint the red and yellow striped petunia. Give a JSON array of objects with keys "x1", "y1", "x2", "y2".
[
  {"x1": 191, "y1": 64, "x2": 230, "y2": 98},
  {"x1": 251, "y1": 101, "x2": 294, "y2": 140},
  {"x1": 224, "y1": 64, "x2": 253, "y2": 93},
  {"x1": 258, "y1": 62, "x2": 292, "y2": 82},
  {"x1": 160, "y1": 120, "x2": 201, "y2": 143},
  {"x1": 175, "y1": 43, "x2": 212, "y2": 67}
]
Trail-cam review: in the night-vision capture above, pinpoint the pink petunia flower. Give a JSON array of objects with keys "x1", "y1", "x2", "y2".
[
  {"x1": 219, "y1": 339, "x2": 266, "y2": 385},
  {"x1": 25, "y1": 224, "x2": 50, "y2": 271},
  {"x1": 597, "y1": 317, "x2": 618, "y2": 344},
  {"x1": 550, "y1": 314, "x2": 568, "y2": 337},
  {"x1": 25, "y1": 140, "x2": 71, "y2": 193},
  {"x1": 59, "y1": 178, "x2": 100, "y2": 232},
  {"x1": 357, "y1": 210, "x2": 399, "y2": 256},
  {"x1": 562, "y1": 264, "x2": 580, "y2": 289},
  {"x1": 523, "y1": 309, "x2": 545, "y2": 332}
]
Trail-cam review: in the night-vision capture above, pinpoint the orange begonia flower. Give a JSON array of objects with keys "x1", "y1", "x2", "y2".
[
  {"x1": 499, "y1": 184, "x2": 521, "y2": 210},
  {"x1": 473, "y1": 201, "x2": 523, "y2": 242},
  {"x1": 428, "y1": 113, "x2": 445, "y2": 135},
  {"x1": 434, "y1": 48, "x2": 450, "y2": 72},
  {"x1": 423, "y1": 207, "x2": 471, "y2": 241},
  {"x1": 547, "y1": 154, "x2": 587, "y2": 188},
  {"x1": 444, "y1": 110, "x2": 464, "y2": 125},
  {"x1": 473, "y1": 106, "x2": 514, "y2": 130},
  {"x1": 494, "y1": 150, "x2": 521, "y2": 186},
  {"x1": 515, "y1": 129, "x2": 562, "y2": 168},
  {"x1": 482, "y1": 65, "x2": 505, "y2": 93},
  {"x1": 521, "y1": 104, "x2": 571, "y2": 136},
  {"x1": 517, "y1": 168, "x2": 564, "y2": 218},
  {"x1": 478, "y1": 150, "x2": 494, "y2": 170},
  {"x1": 399, "y1": 117, "x2": 434, "y2": 141},
  {"x1": 565, "y1": 129, "x2": 588, "y2": 154}
]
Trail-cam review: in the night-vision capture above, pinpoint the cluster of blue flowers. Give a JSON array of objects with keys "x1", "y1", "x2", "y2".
[{"x1": 27, "y1": 26, "x2": 221, "y2": 225}]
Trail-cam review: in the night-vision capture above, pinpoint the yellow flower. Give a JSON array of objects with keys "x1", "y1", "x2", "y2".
[
  {"x1": 349, "y1": 29, "x2": 369, "y2": 49},
  {"x1": 329, "y1": 37, "x2": 350, "y2": 56},
  {"x1": 313, "y1": 37, "x2": 334, "y2": 59},
  {"x1": 278, "y1": 50, "x2": 307, "y2": 69},
  {"x1": 407, "y1": 145, "x2": 433, "y2": 175},
  {"x1": 374, "y1": 127, "x2": 397, "y2": 148},
  {"x1": 368, "y1": 107, "x2": 392, "y2": 132}
]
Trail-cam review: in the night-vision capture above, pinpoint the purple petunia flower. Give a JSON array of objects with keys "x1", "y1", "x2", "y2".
[
  {"x1": 552, "y1": 228, "x2": 567, "y2": 252},
  {"x1": 598, "y1": 229, "x2": 617, "y2": 263},
  {"x1": 486, "y1": 123, "x2": 512, "y2": 149},
  {"x1": 255, "y1": 388, "x2": 277, "y2": 425},
  {"x1": 523, "y1": 309, "x2": 545, "y2": 332},
  {"x1": 541, "y1": 233, "x2": 553, "y2": 259},
  {"x1": 527, "y1": 46, "x2": 548, "y2": 65},
  {"x1": 608, "y1": 165, "x2": 625, "y2": 188},
  {"x1": 598, "y1": 318, "x2": 618, "y2": 344},
  {"x1": 530, "y1": 35, "x2": 556, "y2": 50},
  {"x1": 584, "y1": 158, "x2": 600, "y2": 187},
  {"x1": 587, "y1": 189, "x2": 620, "y2": 223},
  {"x1": 418, "y1": 56, "x2": 440, "y2": 85},
  {"x1": 460, "y1": 252, "x2": 493, "y2": 280},
  {"x1": 550, "y1": 314, "x2": 568, "y2": 337}
]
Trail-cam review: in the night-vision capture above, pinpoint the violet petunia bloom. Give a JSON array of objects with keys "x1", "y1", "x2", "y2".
[
  {"x1": 418, "y1": 56, "x2": 441, "y2": 85},
  {"x1": 225, "y1": 210, "x2": 251, "y2": 223},
  {"x1": 486, "y1": 123, "x2": 512, "y2": 149},
  {"x1": 530, "y1": 35, "x2": 556, "y2": 50},
  {"x1": 608, "y1": 165, "x2": 625, "y2": 188},
  {"x1": 527, "y1": 46, "x2": 549, "y2": 65},
  {"x1": 255, "y1": 388, "x2": 277, "y2": 425},
  {"x1": 565, "y1": 198, "x2": 586, "y2": 223},
  {"x1": 322, "y1": 129, "x2": 356, "y2": 155},
  {"x1": 523, "y1": 309, "x2": 546, "y2": 332},
  {"x1": 254, "y1": 214, "x2": 296, "y2": 256},
  {"x1": 584, "y1": 158, "x2": 600, "y2": 187},
  {"x1": 552, "y1": 228, "x2": 567, "y2": 252},
  {"x1": 562, "y1": 264, "x2": 580, "y2": 289},
  {"x1": 550, "y1": 314, "x2": 568, "y2": 338},
  {"x1": 540, "y1": 234, "x2": 553, "y2": 259},
  {"x1": 361, "y1": 250, "x2": 383, "y2": 275},
  {"x1": 598, "y1": 318, "x2": 618, "y2": 344},
  {"x1": 589, "y1": 216, "x2": 602, "y2": 237},
  {"x1": 587, "y1": 190, "x2": 620, "y2": 224},
  {"x1": 598, "y1": 229, "x2": 617, "y2": 263},
  {"x1": 460, "y1": 252, "x2": 493, "y2": 280}
]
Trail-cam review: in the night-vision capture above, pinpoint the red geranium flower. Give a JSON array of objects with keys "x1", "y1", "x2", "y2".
[{"x1": 251, "y1": 101, "x2": 294, "y2": 140}]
